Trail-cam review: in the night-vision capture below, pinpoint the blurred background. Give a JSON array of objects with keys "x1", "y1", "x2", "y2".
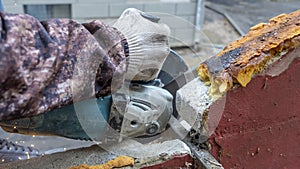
[
  {"x1": 2, "y1": 0, "x2": 300, "y2": 67},
  {"x1": 2, "y1": 0, "x2": 299, "y2": 47}
]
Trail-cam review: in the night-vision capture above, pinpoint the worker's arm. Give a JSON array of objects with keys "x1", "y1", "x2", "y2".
[
  {"x1": 0, "y1": 8, "x2": 170, "y2": 121},
  {"x1": 0, "y1": 12, "x2": 128, "y2": 121}
]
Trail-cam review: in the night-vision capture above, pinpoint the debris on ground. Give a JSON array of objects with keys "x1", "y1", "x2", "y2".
[{"x1": 69, "y1": 156, "x2": 134, "y2": 169}]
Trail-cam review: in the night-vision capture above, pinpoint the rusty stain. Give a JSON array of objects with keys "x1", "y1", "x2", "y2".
[
  {"x1": 197, "y1": 9, "x2": 300, "y2": 97},
  {"x1": 68, "y1": 156, "x2": 134, "y2": 169}
]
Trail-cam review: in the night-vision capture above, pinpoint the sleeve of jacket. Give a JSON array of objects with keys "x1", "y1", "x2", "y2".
[{"x1": 0, "y1": 12, "x2": 128, "y2": 120}]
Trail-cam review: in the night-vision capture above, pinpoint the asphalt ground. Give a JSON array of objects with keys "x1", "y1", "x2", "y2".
[{"x1": 207, "y1": 0, "x2": 300, "y2": 35}]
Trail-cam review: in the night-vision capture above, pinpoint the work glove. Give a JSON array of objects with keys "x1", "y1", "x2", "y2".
[{"x1": 113, "y1": 8, "x2": 171, "y2": 82}]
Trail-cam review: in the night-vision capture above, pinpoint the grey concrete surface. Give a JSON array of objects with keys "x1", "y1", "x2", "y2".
[
  {"x1": 0, "y1": 145, "x2": 117, "y2": 169},
  {"x1": 175, "y1": 78, "x2": 213, "y2": 142},
  {"x1": 0, "y1": 128, "x2": 94, "y2": 155},
  {"x1": 0, "y1": 139, "x2": 191, "y2": 169}
]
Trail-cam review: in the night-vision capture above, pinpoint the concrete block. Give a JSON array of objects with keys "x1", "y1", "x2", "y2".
[
  {"x1": 3, "y1": 0, "x2": 17, "y2": 5},
  {"x1": 208, "y1": 48, "x2": 300, "y2": 168},
  {"x1": 3, "y1": 5, "x2": 24, "y2": 14},
  {"x1": 176, "y1": 2, "x2": 197, "y2": 15},
  {"x1": 170, "y1": 38, "x2": 193, "y2": 47},
  {"x1": 77, "y1": 0, "x2": 126, "y2": 3},
  {"x1": 161, "y1": 0, "x2": 190, "y2": 2},
  {"x1": 52, "y1": 4, "x2": 71, "y2": 18},
  {"x1": 72, "y1": 4, "x2": 109, "y2": 18},
  {"x1": 109, "y1": 3, "x2": 144, "y2": 17},
  {"x1": 1, "y1": 139, "x2": 192, "y2": 169},
  {"x1": 169, "y1": 30, "x2": 177, "y2": 46},
  {"x1": 187, "y1": 15, "x2": 195, "y2": 24},
  {"x1": 176, "y1": 78, "x2": 211, "y2": 134},
  {"x1": 160, "y1": 15, "x2": 192, "y2": 29},
  {"x1": 15, "y1": 0, "x2": 77, "y2": 4},
  {"x1": 173, "y1": 28, "x2": 195, "y2": 46},
  {"x1": 131, "y1": 0, "x2": 161, "y2": 2},
  {"x1": 170, "y1": 26, "x2": 176, "y2": 36},
  {"x1": 144, "y1": 3, "x2": 176, "y2": 14},
  {"x1": 169, "y1": 38, "x2": 179, "y2": 47}
]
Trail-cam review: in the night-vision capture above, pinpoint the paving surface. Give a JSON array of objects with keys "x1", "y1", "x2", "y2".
[
  {"x1": 207, "y1": 0, "x2": 300, "y2": 35},
  {"x1": 0, "y1": 139, "x2": 191, "y2": 169}
]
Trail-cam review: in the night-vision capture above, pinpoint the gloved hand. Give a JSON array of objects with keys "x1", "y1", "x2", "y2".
[
  {"x1": 0, "y1": 8, "x2": 172, "y2": 141},
  {"x1": 113, "y1": 8, "x2": 171, "y2": 82}
]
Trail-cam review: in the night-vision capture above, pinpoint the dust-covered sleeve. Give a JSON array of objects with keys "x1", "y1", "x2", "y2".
[{"x1": 0, "y1": 12, "x2": 128, "y2": 120}]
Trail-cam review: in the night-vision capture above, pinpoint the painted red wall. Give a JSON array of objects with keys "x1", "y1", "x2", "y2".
[{"x1": 209, "y1": 49, "x2": 300, "y2": 169}]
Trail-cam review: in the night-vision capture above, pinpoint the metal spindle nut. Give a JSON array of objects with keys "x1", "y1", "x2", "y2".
[{"x1": 146, "y1": 122, "x2": 160, "y2": 135}]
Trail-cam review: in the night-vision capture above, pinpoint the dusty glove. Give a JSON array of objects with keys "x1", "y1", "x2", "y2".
[{"x1": 113, "y1": 8, "x2": 170, "y2": 82}]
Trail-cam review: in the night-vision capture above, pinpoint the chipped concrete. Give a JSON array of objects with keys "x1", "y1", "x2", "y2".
[{"x1": 175, "y1": 78, "x2": 217, "y2": 143}]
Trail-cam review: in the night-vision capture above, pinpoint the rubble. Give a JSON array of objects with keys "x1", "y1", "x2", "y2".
[{"x1": 0, "y1": 139, "x2": 193, "y2": 169}]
